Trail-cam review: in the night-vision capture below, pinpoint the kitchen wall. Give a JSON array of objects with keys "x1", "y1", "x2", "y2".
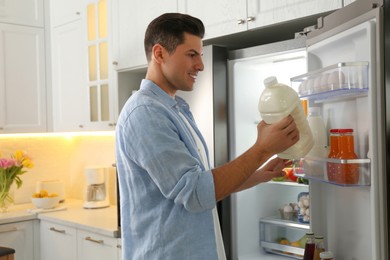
[{"x1": 0, "y1": 132, "x2": 116, "y2": 204}]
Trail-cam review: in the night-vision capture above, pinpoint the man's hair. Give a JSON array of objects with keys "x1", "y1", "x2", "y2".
[{"x1": 144, "y1": 13, "x2": 205, "y2": 62}]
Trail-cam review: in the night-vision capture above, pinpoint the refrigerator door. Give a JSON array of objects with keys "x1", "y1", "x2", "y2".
[
  {"x1": 228, "y1": 38, "x2": 309, "y2": 259},
  {"x1": 300, "y1": 1, "x2": 386, "y2": 259}
]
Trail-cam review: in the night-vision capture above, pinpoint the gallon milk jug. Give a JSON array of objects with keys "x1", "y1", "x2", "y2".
[{"x1": 258, "y1": 76, "x2": 314, "y2": 159}]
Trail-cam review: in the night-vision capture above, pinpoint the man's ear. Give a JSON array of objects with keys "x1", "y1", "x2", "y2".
[{"x1": 151, "y1": 44, "x2": 165, "y2": 64}]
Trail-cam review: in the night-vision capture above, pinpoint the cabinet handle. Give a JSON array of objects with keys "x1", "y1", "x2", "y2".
[
  {"x1": 85, "y1": 236, "x2": 104, "y2": 244},
  {"x1": 117, "y1": 245, "x2": 122, "y2": 249},
  {"x1": 112, "y1": 61, "x2": 118, "y2": 66},
  {"x1": 0, "y1": 127, "x2": 3, "y2": 130},
  {"x1": 0, "y1": 227, "x2": 17, "y2": 233},
  {"x1": 247, "y1": 16, "x2": 255, "y2": 22},
  {"x1": 76, "y1": 12, "x2": 80, "y2": 15},
  {"x1": 49, "y1": 227, "x2": 66, "y2": 233},
  {"x1": 108, "y1": 123, "x2": 117, "y2": 127},
  {"x1": 237, "y1": 19, "x2": 245, "y2": 25},
  {"x1": 79, "y1": 125, "x2": 84, "y2": 128}
]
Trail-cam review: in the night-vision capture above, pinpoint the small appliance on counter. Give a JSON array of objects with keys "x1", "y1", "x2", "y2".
[
  {"x1": 36, "y1": 180, "x2": 65, "y2": 203},
  {"x1": 83, "y1": 166, "x2": 110, "y2": 209}
]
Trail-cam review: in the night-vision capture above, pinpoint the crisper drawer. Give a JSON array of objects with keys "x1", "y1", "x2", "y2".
[{"x1": 260, "y1": 216, "x2": 310, "y2": 259}]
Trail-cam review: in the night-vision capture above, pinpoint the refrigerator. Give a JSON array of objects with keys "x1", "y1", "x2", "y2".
[{"x1": 226, "y1": 0, "x2": 388, "y2": 260}]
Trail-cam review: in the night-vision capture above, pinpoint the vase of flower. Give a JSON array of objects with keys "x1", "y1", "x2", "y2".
[
  {"x1": 0, "y1": 150, "x2": 34, "y2": 213},
  {"x1": 0, "y1": 182, "x2": 15, "y2": 213}
]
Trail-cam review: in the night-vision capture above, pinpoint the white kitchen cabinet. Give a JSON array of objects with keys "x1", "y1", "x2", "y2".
[
  {"x1": 50, "y1": 0, "x2": 117, "y2": 131},
  {"x1": 178, "y1": 0, "x2": 342, "y2": 40},
  {"x1": 51, "y1": 19, "x2": 88, "y2": 131},
  {"x1": 246, "y1": 0, "x2": 342, "y2": 29},
  {"x1": 177, "y1": 0, "x2": 247, "y2": 39},
  {"x1": 0, "y1": 220, "x2": 35, "y2": 260},
  {"x1": 50, "y1": 0, "x2": 83, "y2": 27},
  {"x1": 117, "y1": 238, "x2": 122, "y2": 260},
  {"x1": 77, "y1": 229, "x2": 118, "y2": 260},
  {"x1": 0, "y1": 23, "x2": 47, "y2": 133},
  {"x1": 40, "y1": 221, "x2": 77, "y2": 260},
  {"x1": 0, "y1": 0, "x2": 44, "y2": 27},
  {"x1": 111, "y1": 0, "x2": 178, "y2": 70}
]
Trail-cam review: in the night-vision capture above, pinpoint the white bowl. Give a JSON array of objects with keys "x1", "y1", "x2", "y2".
[{"x1": 31, "y1": 197, "x2": 60, "y2": 209}]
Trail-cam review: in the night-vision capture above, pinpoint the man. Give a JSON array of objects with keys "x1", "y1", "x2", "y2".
[{"x1": 115, "y1": 13, "x2": 299, "y2": 260}]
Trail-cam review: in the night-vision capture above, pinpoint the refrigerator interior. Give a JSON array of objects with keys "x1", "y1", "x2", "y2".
[
  {"x1": 228, "y1": 45, "x2": 310, "y2": 260},
  {"x1": 301, "y1": 10, "x2": 383, "y2": 259}
]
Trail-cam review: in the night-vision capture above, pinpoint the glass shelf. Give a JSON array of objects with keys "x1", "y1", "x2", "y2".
[
  {"x1": 291, "y1": 61, "x2": 369, "y2": 101},
  {"x1": 293, "y1": 156, "x2": 371, "y2": 186}
]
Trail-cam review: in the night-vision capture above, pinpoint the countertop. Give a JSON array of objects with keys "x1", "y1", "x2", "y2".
[{"x1": 0, "y1": 199, "x2": 120, "y2": 238}]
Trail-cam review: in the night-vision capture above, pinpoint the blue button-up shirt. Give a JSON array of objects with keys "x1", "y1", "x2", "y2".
[{"x1": 116, "y1": 79, "x2": 218, "y2": 259}]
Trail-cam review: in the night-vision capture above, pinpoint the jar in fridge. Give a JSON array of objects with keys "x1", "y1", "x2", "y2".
[
  {"x1": 327, "y1": 129, "x2": 340, "y2": 182},
  {"x1": 313, "y1": 236, "x2": 325, "y2": 260},
  {"x1": 336, "y1": 128, "x2": 359, "y2": 184},
  {"x1": 320, "y1": 251, "x2": 334, "y2": 260},
  {"x1": 303, "y1": 232, "x2": 315, "y2": 260},
  {"x1": 258, "y1": 76, "x2": 314, "y2": 159}
]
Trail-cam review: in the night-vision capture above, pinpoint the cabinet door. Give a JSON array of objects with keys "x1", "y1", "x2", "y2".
[
  {"x1": 50, "y1": 0, "x2": 83, "y2": 27},
  {"x1": 0, "y1": 24, "x2": 46, "y2": 133},
  {"x1": 247, "y1": 0, "x2": 342, "y2": 29},
  {"x1": 84, "y1": 0, "x2": 117, "y2": 130},
  {"x1": 51, "y1": 20, "x2": 88, "y2": 131},
  {"x1": 0, "y1": 0, "x2": 44, "y2": 27},
  {"x1": 112, "y1": 0, "x2": 178, "y2": 70},
  {"x1": 77, "y1": 229, "x2": 118, "y2": 260},
  {"x1": 117, "y1": 238, "x2": 122, "y2": 260},
  {"x1": 178, "y1": 0, "x2": 247, "y2": 39},
  {"x1": 40, "y1": 221, "x2": 77, "y2": 260},
  {"x1": 0, "y1": 221, "x2": 34, "y2": 260}
]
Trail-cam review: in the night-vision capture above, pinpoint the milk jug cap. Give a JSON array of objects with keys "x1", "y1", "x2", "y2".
[{"x1": 263, "y1": 76, "x2": 278, "y2": 88}]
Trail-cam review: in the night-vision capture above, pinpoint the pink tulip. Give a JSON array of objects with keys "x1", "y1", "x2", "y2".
[{"x1": 0, "y1": 158, "x2": 16, "y2": 169}]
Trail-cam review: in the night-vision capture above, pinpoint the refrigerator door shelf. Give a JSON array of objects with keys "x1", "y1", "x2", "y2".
[
  {"x1": 293, "y1": 156, "x2": 371, "y2": 186},
  {"x1": 291, "y1": 61, "x2": 369, "y2": 98}
]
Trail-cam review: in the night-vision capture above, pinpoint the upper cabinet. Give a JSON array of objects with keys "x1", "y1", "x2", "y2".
[
  {"x1": 177, "y1": 0, "x2": 248, "y2": 39},
  {"x1": 0, "y1": 1, "x2": 47, "y2": 133},
  {"x1": 111, "y1": 0, "x2": 178, "y2": 71},
  {"x1": 50, "y1": 0, "x2": 82, "y2": 26},
  {"x1": 50, "y1": 0, "x2": 118, "y2": 132},
  {"x1": 246, "y1": 0, "x2": 342, "y2": 29},
  {"x1": 178, "y1": 0, "x2": 343, "y2": 40},
  {"x1": 0, "y1": 0, "x2": 44, "y2": 27}
]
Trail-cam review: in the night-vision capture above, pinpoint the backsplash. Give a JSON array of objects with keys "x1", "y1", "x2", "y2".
[{"x1": 0, "y1": 133, "x2": 116, "y2": 204}]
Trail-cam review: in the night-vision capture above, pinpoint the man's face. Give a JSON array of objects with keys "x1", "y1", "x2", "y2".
[{"x1": 161, "y1": 33, "x2": 204, "y2": 95}]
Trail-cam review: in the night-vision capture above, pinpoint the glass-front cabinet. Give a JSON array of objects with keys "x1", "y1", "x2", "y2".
[
  {"x1": 51, "y1": 0, "x2": 117, "y2": 132},
  {"x1": 86, "y1": 0, "x2": 117, "y2": 129}
]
